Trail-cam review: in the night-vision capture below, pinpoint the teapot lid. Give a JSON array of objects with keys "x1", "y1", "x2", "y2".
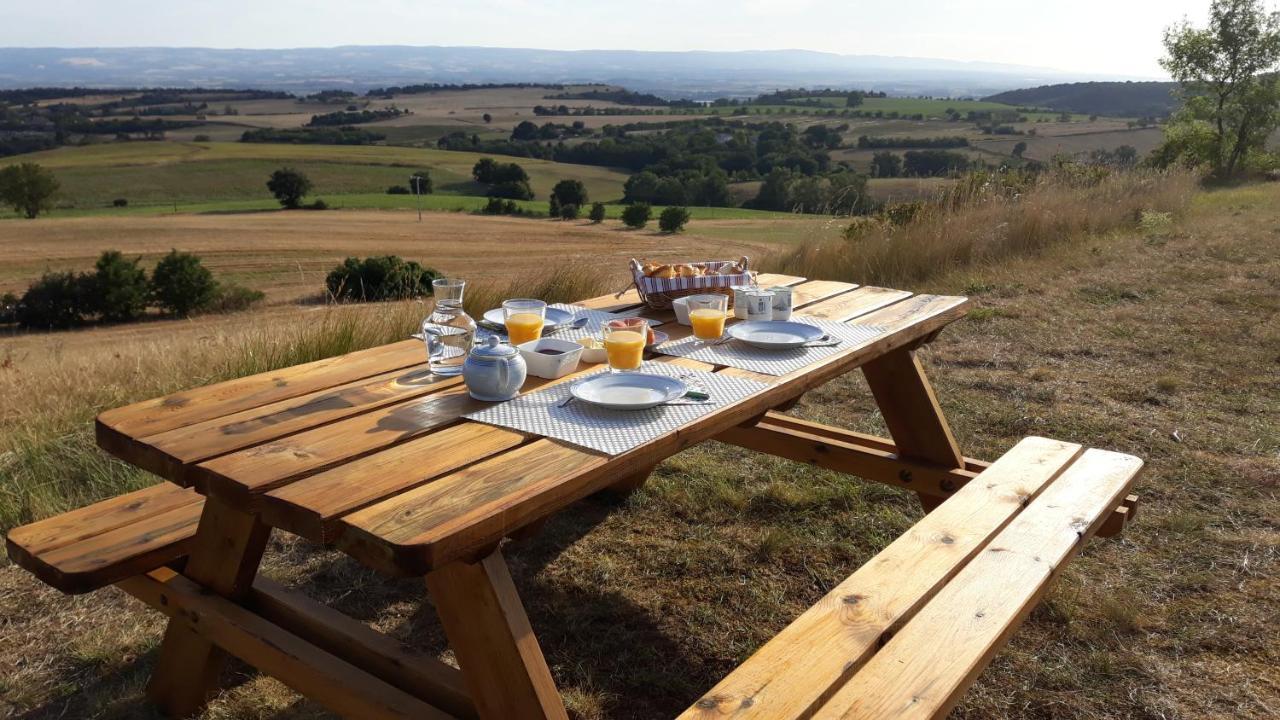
[{"x1": 470, "y1": 335, "x2": 519, "y2": 359}]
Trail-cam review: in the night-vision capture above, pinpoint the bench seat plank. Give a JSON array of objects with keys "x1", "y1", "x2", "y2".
[
  {"x1": 679, "y1": 437, "x2": 1083, "y2": 719},
  {"x1": 813, "y1": 448, "x2": 1144, "y2": 720},
  {"x1": 6, "y1": 483, "x2": 204, "y2": 594}
]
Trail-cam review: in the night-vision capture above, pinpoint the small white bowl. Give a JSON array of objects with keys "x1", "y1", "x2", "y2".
[
  {"x1": 576, "y1": 336, "x2": 609, "y2": 364},
  {"x1": 516, "y1": 337, "x2": 583, "y2": 379},
  {"x1": 672, "y1": 297, "x2": 691, "y2": 325}
]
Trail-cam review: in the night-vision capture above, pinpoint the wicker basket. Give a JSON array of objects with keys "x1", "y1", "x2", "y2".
[{"x1": 627, "y1": 257, "x2": 753, "y2": 310}]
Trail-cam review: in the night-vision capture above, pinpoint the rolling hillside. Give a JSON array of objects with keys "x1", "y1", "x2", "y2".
[{"x1": 984, "y1": 81, "x2": 1179, "y2": 118}]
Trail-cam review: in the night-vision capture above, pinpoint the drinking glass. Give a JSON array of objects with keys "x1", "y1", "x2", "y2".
[
  {"x1": 687, "y1": 294, "x2": 728, "y2": 341},
  {"x1": 503, "y1": 299, "x2": 547, "y2": 345},
  {"x1": 603, "y1": 318, "x2": 648, "y2": 372},
  {"x1": 421, "y1": 278, "x2": 475, "y2": 376}
]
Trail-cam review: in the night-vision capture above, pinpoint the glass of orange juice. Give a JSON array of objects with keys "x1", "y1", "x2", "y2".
[
  {"x1": 503, "y1": 299, "x2": 546, "y2": 346},
  {"x1": 687, "y1": 294, "x2": 728, "y2": 342},
  {"x1": 603, "y1": 318, "x2": 648, "y2": 372}
]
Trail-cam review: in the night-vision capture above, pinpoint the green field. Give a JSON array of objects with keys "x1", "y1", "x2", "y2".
[
  {"x1": 10, "y1": 141, "x2": 632, "y2": 209},
  {"x1": 685, "y1": 97, "x2": 1089, "y2": 121}
]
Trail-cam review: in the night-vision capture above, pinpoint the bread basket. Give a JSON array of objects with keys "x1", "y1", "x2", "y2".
[{"x1": 627, "y1": 256, "x2": 752, "y2": 310}]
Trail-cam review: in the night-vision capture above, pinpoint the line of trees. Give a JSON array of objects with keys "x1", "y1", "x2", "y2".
[
  {"x1": 306, "y1": 107, "x2": 408, "y2": 127},
  {"x1": 856, "y1": 135, "x2": 970, "y2": 149}
]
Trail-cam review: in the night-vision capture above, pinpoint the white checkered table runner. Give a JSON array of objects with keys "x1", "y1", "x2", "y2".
[{"x1": 652, "y1": 319, "x2": 888, "y2": 376}]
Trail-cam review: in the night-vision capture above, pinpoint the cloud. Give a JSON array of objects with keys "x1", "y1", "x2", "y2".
[{"x1": 60, "y1": 57, "x2": 106, "y2": 66}]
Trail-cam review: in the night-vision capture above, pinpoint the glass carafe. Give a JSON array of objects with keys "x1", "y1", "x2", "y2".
[{"x1": 421, "y1": 278, "x2": 475, "y2": 376}]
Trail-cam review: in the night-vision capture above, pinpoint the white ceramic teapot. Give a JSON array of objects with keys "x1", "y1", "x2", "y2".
[{"x1": 463, "y1": 336, "x2": 527, "y2": 401}]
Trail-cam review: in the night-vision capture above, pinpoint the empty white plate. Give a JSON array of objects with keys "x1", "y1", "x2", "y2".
[
  {"x1": 483, "y1": 306, "x2": 575, "y2": 329},
  {"x1": 727, "y1": 321, "x2": 825, "y2": 350},
  {"x1": 570, "y1": 373, "x2": 687, "y2": 410}
]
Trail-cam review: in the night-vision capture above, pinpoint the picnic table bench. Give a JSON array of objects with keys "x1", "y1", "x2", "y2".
[{"x1": 6, "y1": 276, "x2": 1142, "y2": 719}]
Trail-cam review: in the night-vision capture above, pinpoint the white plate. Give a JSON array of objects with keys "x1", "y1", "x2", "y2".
[
  {"x1": 483, "y1": 306, "x2": 575, "y2": 329},
  {"x1": 570, "y1": 373, "x2": 687, "y2": 410},
  {"x1": 647, "y1": 330, "x2": 669, "y2": 348},
  {"x1": 727, "y1": 321, "x2": 825, "y2": 350}
]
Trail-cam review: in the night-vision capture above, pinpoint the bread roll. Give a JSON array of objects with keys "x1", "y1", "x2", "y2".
[
  {"x1": 641, "y1": 262, "x2": 662, "y2": 277},
  {"x1": 652, "y1": 264, "x2": 676, "y2": 279},
  {"x1": 676, "y1": 264, "x2": 700, "y2": 278}
]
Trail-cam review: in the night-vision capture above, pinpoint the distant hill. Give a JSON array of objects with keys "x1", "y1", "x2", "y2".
[
  {"x1": 984, "y1": 81, "x2": 1179, "y2": 118},
  {"x1": 0, "y1": 46, "x2": 1141, "y2": 99}
]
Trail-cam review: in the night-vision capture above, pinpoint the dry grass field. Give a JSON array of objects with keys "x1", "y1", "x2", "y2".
[{"x1": 0, "y1": 178, "x2": 1275, "y2": 719}]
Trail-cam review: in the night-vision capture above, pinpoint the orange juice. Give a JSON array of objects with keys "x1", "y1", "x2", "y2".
[
  {"x1": 505, "y1": 313, "x2": 544, "y2": 345},
  {"x1": 689, "y1": 308, "x2": 726, "y2": 340},
  {"x1": 604, "y1": 330, "x2": 646, "y2": 370}
]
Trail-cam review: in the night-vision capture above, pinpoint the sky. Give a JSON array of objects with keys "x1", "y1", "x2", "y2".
[{"x1": 0, "y1": 0, "x2": 1219, "y2": 78}]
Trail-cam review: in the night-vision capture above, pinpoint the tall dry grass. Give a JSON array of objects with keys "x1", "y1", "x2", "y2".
[
  {"x1": 0, "y1": 266, "x2": 613, "y2": 531},
  {"x1": 761, "y1": 169, "x2": 1199, "y2": 288}
]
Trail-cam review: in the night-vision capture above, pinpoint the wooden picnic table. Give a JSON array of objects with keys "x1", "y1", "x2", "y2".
[{"x1": 74, "y1": 276, "x2": 981, "y2": 718}]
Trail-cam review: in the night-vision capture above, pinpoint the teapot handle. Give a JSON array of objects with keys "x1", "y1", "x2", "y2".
[{"x1": 497, "y1": 350, "x2": 509, "y2": 390}]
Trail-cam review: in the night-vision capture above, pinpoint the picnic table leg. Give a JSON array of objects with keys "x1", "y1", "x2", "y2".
[
  {"x1": 427, "y1": 549, "x2": 568, "y2": 720},
  {"x1": 861, "y1": 347, "x2": 963, "y2": 512},
  {"x1": 610, "y1": 461, "x2": 659, "y2": 495},
  {"x1": 146, "y1": 496, "x2": 271, "y2": 717}
]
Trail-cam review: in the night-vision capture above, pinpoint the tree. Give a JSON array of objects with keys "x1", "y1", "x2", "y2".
[
  {"x1": 512, "y1": 120, "x2": 539, "y2": 141},
  {"x1": 623, "y1": 171, "x2": 661, "y2": 203},
  {"x1": 551, "y1": 179, "x2": 588, "y2": 207},
  {"x1": 89, "y1": 250, "x2": 148, "y2": 322},
  {"x1": 870, "y1": 151, "x2": 903, "y2": 178},
  {"x1": 658, "y1": 206, "x2": 691, "y2": 233},
  {"x1": 548, "y1": 194, "x2": 561, "y2": 218},
  {"x1": 266, "y1": 167, "x2": 312, "y2": 209},
  {"x1": 621, "y1": 203, "x2": 651, "y2": 229},
  {"x1": 1114, "y1": 144, "x2": 1139, "y2": 167},
  {"x1": 16, "y1": 272, "x2": 89, "y2": 328},
  {"x1": 589, "y1": 202, "x2": 606, "y2": 223},
  {"x1": 151, "y1": 250, "x2": 218, "y2": 316},
  {"x1": 560, "y1": 203, "x2": 580, "y2": 220},
  {"x1": 750, "y1": 167, "x2": 794, "y2": 211},
  {"x1": 472, "y1": 157, "x2": 498, "y2": 183},
  {"x1": 409, "y1": 170, "x2": 433, "y2": 195},
  {"x1": 488, "y1": 180, "x2": 534, "y2": 200},
  {"x1": 1159, "y1": 0, "x2": 1280, "y2": 177},
  {"x1": 0, "y1": 162, "x2": 59, "y2": 218},
  {"x1": 1012, "y1": 141, "x2": 1028, "y2": 158}
]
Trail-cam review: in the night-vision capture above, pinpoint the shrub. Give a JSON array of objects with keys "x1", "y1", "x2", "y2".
[
  {"x1": 193, "y1": 134, "x2": 211, "y2": 142},
  {"x1": 387, "y1": 185, "x2": 411, "y2": 195},
  {"x1": 409, "y1": 170, "x2": 433, "y2": 194},
  {"x1": 0, "y1": 162, "x2": 60, "y2": 219},
  {"x1": 88, "y1": 250, "x2": 148, "y2": 322},
  {"x1": 16, "y1": 272, "x2": 89, "y2": 328},
  {"x1": 325, "y1": 256, "x2": 440, "y2": 302},
  {"x1": 151, "y1": 250, "x2": 218, "y2": 316},
  {"x1": 589, "y1": 202, "x2": 606, "y2": 223},
  {"x1": 0, "y1": 292, "x2": 16, "y2": 324},
  {"x1": 208, "y1": 283, "x2": 266, "y2": 313},
  {"x1": 548, "y1": 195, "x2": 561, "y2": 218},
  {"x1": 112, "y1": 198, "x2": 128, "y2": 207},
  {"x1": 481, "y1": 197, "x2": 522, "y2": 215},
  {"x1": 551, "y1": 179, "x2": 588, "y2": 207},
  {"x1": 658, "y1": 206, "x2": 691, "y2": 233},
  {"x1": 266, "y1": 167, "x2": 312, "y2": 209},
  {"x1": 560, "y1": 203, "x2": 580, "y2": 220},
  {"x1": 488, "y1": 179, "x2": 534, "y2": 200},
  {"x1": 304, "y1": 198, "x2": 329, "y2": 210},
  {"x1": 621, "y1": 203, "x2": 652, "y2": 229}
]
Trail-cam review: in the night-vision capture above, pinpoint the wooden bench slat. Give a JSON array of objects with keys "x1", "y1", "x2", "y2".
[
  {"x1": 4, "y1": 483, "x2": 200, "y2": 556},
  {"x1": 679, "y1": 437, "x2": 1083, "y2": 719},
  {"x1": 7, "y1": 490, "x2": 204, "y2": 594},
  {"x1": 337, "y1": 295, "x2": 970, "y2": 574},
  {"x1": 812, "y1": 449, "x2": 1144, "y2": 720}
]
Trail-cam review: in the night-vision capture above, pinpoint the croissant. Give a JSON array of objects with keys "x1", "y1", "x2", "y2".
[
  {"x1": 676, "y1": 264, "x2": 700, "y2": 278},
  {"x1": 652, "y1": 264, "x2": 676, "y2": 279},
  {"x1": 641, "y1": 262, "x2": 662, "y2": 277}
]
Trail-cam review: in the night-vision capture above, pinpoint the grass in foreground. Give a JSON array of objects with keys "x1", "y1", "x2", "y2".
[{"x1": 0, "y1": 182, "x2": 1276, "y2": 719}]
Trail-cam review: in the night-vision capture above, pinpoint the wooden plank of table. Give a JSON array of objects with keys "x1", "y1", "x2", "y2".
[
  {"x1": 677, "y1": 437, "x2": 1082, "y2": 719},
  {"x1": 795, "y1": 285, "x2": 913, "y2": 322},
  {"x1": 133, "y1": 364, "x2": 455, "y2": 484},
  {"x1": 336, "y1": 293, "x2": 970, "y2": 575},
  {"x1": 788, "y1": 280, "x2": 858, "y2": 307},
  {"x1": 98, "y1": 340, "x2": 428, "y2": 441},
  {"x1": 119, "y1": 568, "x2": 457, "y2": 720},
  {"x1": 811, "y1": 449, "x2": 1144, "y2": 720}
]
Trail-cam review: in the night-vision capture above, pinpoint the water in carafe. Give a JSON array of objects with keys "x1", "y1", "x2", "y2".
[{"x1": 421, "y1": 278, "x2": 475, "y2": 376}]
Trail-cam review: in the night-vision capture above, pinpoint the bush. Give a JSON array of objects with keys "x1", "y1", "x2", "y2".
[
  {"x1": 208, "y1": 283, "x2": 266, "y2": 313},
  {"x1": 551, "y1": 179, "x2": 588, "y2": 207},
  {"x1": 16, "y1": 272, "x2": 89, "y2": 328},
  {"x1": 151, "y1": 250, "x2": 218, "y2": 316},
  {"x1": 88, "y1": 250, "x2": 148, "y2": 322},
  {"x1": 325, "y1": 256, "x2": 440, "y2": 302},
  {"x1": 387, "y1": 185, "x2": 411, "y2": 195},
  {"x1": 112, "y1": 198, "x2": 128, "y2": 207},
  {"x1": 193, "y1": 134, "x2": 211, "y2": 142},
  {"x1": 304, "y1": 198, "x2": 329, "y2": 210},
  {"x1": 560, "y1": 203, "x2": 580, "y2": 220},
  {"x1": 589, "y1": 202, "x2": 606, "y2": 223},
  {"x1": 0, "y1": 292, "x2": 16, "y2": 324},
  {"x1": 409, "y1": 170, "x2": 433, "y2": 194},
  {"x1": 621, "y1": 203, "x2": 652, "y2": 229},
  {"x1": 266, "y1": 167, "x2": 312, "y2": 209},
  {"x1": 481, "y1": 197, "x2": 521, "y2": 215},
  {"x1": 658, "y1": 206, "x2": 691, "y2": 233},
  {"x1": 488, "y1": 179, "x2": 534, "y2": 200}
]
